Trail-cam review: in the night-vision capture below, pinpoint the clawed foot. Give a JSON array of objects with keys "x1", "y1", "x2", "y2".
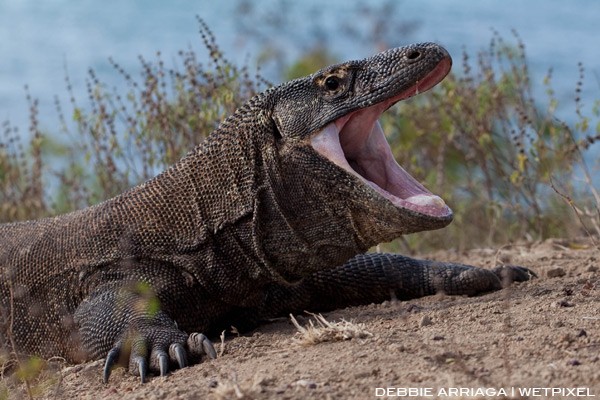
[
  {"x1": 492, "y1": 265, "x2": 537, "y2": 286},
  {"x1": 103, "y1": 331, "x2": 216, "y2": 383}
]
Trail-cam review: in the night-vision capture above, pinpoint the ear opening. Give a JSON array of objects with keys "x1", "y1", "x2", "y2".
[
  {"x1": 273, "y1": 122, "x2": 283, "y2": 140},
  {"x1": 269, "y1": 115, "x2": 283, "y2": 141}
]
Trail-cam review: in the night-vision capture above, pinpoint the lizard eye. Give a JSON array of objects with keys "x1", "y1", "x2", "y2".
[
  {"x1": 324, "y1": 76, "x2": 340, "y2": 91},
  {"x1": 407, "y1": 50, "x2": 421, "y2": 60}
]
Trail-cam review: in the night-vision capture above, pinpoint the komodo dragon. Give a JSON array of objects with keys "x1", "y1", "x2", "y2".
[{"x1": 0, "y1": 42, "x2": 532, "y2": 383}]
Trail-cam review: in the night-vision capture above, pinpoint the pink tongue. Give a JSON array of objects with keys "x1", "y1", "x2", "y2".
[
  {"x1": 310, "y1": 120, "x2": 448, "y2": 214},
  {"x1": 403, "y1": 194, "x2": 447, "y2": 208}
]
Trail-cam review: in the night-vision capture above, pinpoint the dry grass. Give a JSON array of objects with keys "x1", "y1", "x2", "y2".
[
  {"x1": 210, "y1": 373, "x2": 269, "y2": 400},
  {"x1": 290, "y1": 313, "x2": 373, "y2": 346}
]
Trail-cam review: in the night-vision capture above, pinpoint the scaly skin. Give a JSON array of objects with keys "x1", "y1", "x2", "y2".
[{"x1": 0, "y1": 43, "x2": 533, "y2": 383}]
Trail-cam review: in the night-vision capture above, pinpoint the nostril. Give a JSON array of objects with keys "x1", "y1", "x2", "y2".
[{"x1": 407, "y1": 50, "x2": 421, "y2": 60}]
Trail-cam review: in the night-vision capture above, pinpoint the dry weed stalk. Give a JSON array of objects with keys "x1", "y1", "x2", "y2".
[
  {"x1": 549, "y1": 122, "x2": 600, "y2": 250},
  {"x1": 218, "y1": 330, "x2": 226, "y2": 358},
  {"x1": 210, "y1": 372, "x2": 266, "y2": 400},
  {"x1": 290, "y1": 313, "x2": 373, "y2": 346}
]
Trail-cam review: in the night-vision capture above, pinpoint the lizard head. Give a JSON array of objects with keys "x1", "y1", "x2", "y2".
[
  {"x1": 310, "y1": 44, "x2": 453, "y2": 227},
  {"x1": 270, "y1": 43, "x2": 452, "y2": 235},
  {"x1": 252, "y1": 43, "x2": 453, "y2": 281}
]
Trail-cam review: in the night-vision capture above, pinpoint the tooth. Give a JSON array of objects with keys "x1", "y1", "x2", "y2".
[{"x1": 405, "y1": 194, "x2": 446, "y2": 208}]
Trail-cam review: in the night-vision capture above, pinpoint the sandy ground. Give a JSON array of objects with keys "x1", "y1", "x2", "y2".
[{"x1": 6, "y1": 238, "x2": 600, "y2": 399}]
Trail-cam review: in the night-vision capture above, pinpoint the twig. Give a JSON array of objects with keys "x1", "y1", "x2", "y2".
[
  {"x1": 549, "y1": 177, "x2": 599, "y2": 249},
  {"x1": 218, "y1": 330, "x2": 226, "y2": 358}
]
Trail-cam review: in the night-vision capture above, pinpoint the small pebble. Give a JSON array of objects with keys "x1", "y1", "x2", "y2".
[
  {"x1": 586, "y1": 265, "x2": 598, "y2": 272},
  {"x1": 561, "y1": 333, "x2": 574, "y2": 343},
  {"x1": 388, "y1": 343, "x2": 406, "y2": 352},
  {"x1": 547, "y1": 267, "x2": 566, "y2": 278},
  {"x1": 558, "y1": 299, "x2": 575, "y2": 307},
  {"x1": 294, "y1": 379, "x2": 317, "y2": 389},
  {"x1": 420, "y1": 316, "x2": 433, "y2": 327},
  {"x1": 406, "y1": 304, "x2": 422, "y2": 313}
]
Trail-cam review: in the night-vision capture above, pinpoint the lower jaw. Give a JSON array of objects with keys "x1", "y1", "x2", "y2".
[{"x1": 364, "y1": 199, "x2": 454, "y2": 240}]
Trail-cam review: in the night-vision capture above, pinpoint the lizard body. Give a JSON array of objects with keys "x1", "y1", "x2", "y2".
[{"x1": 0, "y1": 43, "x2": 532, "y2": 382}]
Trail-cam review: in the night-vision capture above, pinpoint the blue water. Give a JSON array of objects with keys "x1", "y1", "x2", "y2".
[{"x1": 1, "y1": 0, "x2": 599, "y2": 134}]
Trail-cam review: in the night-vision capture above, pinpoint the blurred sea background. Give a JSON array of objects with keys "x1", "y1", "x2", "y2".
[{"x1": 0, "y1": 0, "x2": 598, "y2": 143}]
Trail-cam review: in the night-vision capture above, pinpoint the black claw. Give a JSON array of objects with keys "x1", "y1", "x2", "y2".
[
  {"x1": 103, "y1": 347, "x2": 120, "y2": 384},
  {"x1": 203, "y1": 339, "x2": 217, "y2": 359},
  {"x1": 170, "y1": 343, "x2": 188, "y2": 369},
  {"x1": 103, "y1": 331, "x2": 214, "y2": 382},
  {"x1": 133, "y1": 356, "x2": 147, "y2": 384},
  {"x1": 157, "y1": 351, "x2": 169, "y2": 377},
  {"x1": 189, "y1": 333, "x2": 217, "y2": 359}
]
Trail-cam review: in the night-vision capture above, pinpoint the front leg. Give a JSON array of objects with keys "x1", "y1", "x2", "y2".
[
  {"x1": 74, "y1": 268, "x2": 216, "y2": 383},
  {"x1": 260, "y1": 253, "x2": 535, "y2": 316}
]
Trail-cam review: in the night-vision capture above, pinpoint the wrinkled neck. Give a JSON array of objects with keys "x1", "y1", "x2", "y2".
[{"x1": 251, "y1": 145, "x2": 368, "y2": 283}]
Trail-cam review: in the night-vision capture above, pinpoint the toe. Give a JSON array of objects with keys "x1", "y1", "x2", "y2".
[
  {"x1": 188, "y1": 332, "x2": 217, "y2": 359},
  {"x1": 155, "y1": 350, "x2": 169, "y2": 377},
  {"x1": 103, "y1": 345, "x2": 122, "y2": 384},
  {"x1": 169, "y1": 343, "x2": 188, "y2": 369}
]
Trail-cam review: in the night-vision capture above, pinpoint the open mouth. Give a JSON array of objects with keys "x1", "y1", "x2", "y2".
[{"x1": 311, "y1": 57, "x2": 452, "y2": 219}]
